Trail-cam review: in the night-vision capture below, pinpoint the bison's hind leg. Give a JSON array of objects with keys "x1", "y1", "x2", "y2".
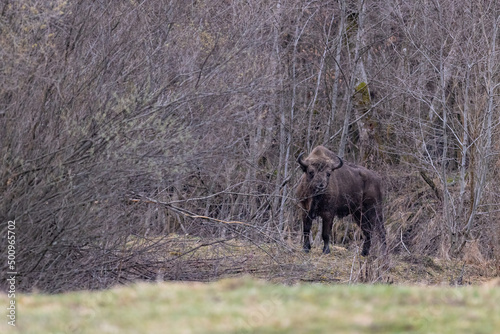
[
  {"x1": 357, "y1": 205, "x2": 387, "y2": 257},
  {"x1": 353, "y1": 209, "x2": 372, "y2": 256},
  {"x1": 360, "y1": 227, "x2": 372, "y2": 256},
  {"x1": 303, "y1": 242, "x2": 311, "y2": 253},
  {"x1": 375, "y1": 212, "x2": 388, "y2": 256},
  {"x1": 302, "y1": 212, "x2": 313, "y2": 253}
]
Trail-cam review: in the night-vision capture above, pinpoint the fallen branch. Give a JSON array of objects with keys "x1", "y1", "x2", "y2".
[
  {"x1": 128, "y1": 193, "x2": 300, "y2": 260},
  {"x1": 128, "y1": 195, "x2": 255, "y2": 228},
  {"x1": 419, "y1": 170, "x2": 442, "y2": 201}
]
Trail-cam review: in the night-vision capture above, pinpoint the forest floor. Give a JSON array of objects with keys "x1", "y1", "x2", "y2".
[{"x1": 159, "y1": 234, "x2": 499, "y2": 286}]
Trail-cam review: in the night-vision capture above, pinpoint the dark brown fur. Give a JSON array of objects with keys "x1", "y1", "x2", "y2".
[{"x1": 296, "y1": 146, "x2": 386, "y2": 256}]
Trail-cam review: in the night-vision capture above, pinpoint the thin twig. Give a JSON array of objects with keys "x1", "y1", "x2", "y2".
[{"x1": 401, "y1": 228, "x2": 411, "y2": 255}]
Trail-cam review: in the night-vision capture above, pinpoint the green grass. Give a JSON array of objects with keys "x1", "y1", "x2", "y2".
[{"x1": 2, "y1": 277, "x2": 499, "y2": 334}]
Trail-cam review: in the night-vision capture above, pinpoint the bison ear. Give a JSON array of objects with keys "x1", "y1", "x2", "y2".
[{"x1": 297, "y1": 153, "x2": 308, "y2": 172}]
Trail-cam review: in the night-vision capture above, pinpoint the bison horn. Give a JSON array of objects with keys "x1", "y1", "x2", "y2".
[
  {"x1": 333, "y1": 156, "x2": 343, "y2": 170},
  {"x1": 297, "y1": 152, "x2": 308, "y2": 172}
]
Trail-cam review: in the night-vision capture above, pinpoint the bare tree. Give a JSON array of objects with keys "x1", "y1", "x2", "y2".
[{"x1": 1, "y1": 0, "x2": 499, "y2": 292}]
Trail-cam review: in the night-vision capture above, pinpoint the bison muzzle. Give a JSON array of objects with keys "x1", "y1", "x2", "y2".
[{"x1": 296, "y1": 145, "x2": 387, "y2": 256}]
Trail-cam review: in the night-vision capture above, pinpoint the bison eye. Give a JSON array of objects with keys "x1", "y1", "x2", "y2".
[
  {"x1": 326, "y1": 172, "x2": 331, "y2": 177},
  {"x1": 308, "y1": 171, "x2": 314, "y2": 178}
]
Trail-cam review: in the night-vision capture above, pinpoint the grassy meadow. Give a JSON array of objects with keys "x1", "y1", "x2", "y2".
[{"x1": 2, "y1": 276, "x2": 499, "y2": 334}]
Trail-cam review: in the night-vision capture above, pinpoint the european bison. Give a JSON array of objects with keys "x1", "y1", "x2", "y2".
[{"x1": 296, "y1": 145, "x2": 386, "y2": 256}]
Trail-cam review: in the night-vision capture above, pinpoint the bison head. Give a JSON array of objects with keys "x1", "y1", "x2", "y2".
[{"x1": 297, "y1": 152, "x2": 343, "y2": 194}]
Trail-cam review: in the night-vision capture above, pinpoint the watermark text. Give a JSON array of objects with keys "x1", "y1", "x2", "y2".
[{"x1": 6, "y1": 220, "x2": 16, "y2": 327}]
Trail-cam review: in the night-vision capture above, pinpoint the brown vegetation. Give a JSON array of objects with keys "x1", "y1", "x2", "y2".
[{"x1": 1, "y1": 0, "x2": 499, "y2": 292}]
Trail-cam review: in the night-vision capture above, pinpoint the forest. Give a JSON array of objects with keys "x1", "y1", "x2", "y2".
[{"x1": 1, "y1": 0, "x2": 499, "y2": 293}]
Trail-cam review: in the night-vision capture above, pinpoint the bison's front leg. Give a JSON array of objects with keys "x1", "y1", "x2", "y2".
[{"x1": 321, "y1": 213, "x2": 333, "y2": 254}]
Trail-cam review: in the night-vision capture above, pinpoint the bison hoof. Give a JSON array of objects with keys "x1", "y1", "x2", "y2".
[{"x1": 322, "y1": 248, "x2": 330, "y2": 255}]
